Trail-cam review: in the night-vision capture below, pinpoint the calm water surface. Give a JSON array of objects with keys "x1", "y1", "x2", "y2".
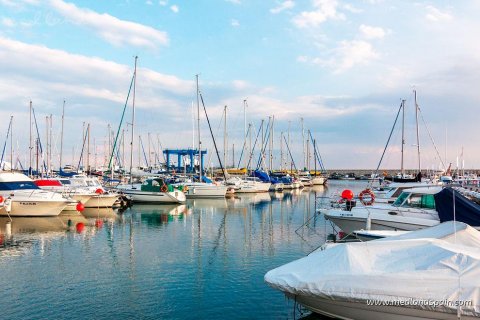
[{"x1": 0, "y1": 181, "x2": 370, "y2": 319}]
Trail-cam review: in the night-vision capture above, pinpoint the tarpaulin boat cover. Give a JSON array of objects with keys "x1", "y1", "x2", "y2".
[
  {"x1": 434, "y1": 187, "x2": 480, "y2": 226},
  {"x1": 265, "y1": 221, "x2": 480, "y2": 316}
]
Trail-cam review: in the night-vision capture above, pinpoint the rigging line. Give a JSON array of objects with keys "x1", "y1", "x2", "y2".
[
  {"x1": 246, "y1": 120, "x2": 263, "y2": 169},
  {"x1": 139, "y1": 135, "x2": 149, "y2": 168},
  {"x1": 283, "y1": 134, "x2": 298, "y2": 172},
  {"x1": 0, "y1": 116, "x2": 13, "y2": 169},
  {"x1": 108, "y1": 70, "x2": 135, "y2": 170},
  {"x1": 31, "y1": 107, "x2": 48, "y2": 175},
  {"x1": 236, "y1": 125, "x2": 252, "y2": 169},
  {"x1": 199, "y1": 93, "x2": 227, "y2": 180},
  {"x1": 370, "y1": 101, "x2": 404, "y2": 188},
  {"x1": 418, "y1": 107, "x2": 447, "y2": 171},
  {"x1": 76, "y1": 126, "x2": 88, "y2": 172},
  {"x1": 256, "y1": 119, "x2": 272, "y2": 170},
  {"x1": 205, "y1": 106, "x2": 226, "y2": 169}
]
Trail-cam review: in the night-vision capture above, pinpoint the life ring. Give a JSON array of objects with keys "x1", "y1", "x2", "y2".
[
  {"x1": 359, "y1": 188, "x2": 375, "y2": 206},
  {"x1": 161, "y1": 184, "x2": 168, "y2": 193}
]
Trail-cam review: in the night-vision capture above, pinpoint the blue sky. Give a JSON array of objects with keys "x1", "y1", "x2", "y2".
[{"x1": 0, "y1": 0, "x2": 478, "y2": 170}]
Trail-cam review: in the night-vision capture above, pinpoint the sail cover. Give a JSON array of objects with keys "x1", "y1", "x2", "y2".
[{"x1": 434, "y1": 187, "x2": 480, "y2": 226}]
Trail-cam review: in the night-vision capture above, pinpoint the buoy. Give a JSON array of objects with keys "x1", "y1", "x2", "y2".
[
  {"x1": 0, "y1": 195, "x2": 4, "y2": 203},
  {"x1": 341, "y1": 189, "x2": 354, "y2": 200},
  {"x1": 67, "y1": 219, "x2": 73, "y2": 228},
  {"x1": 95, "y1": 219, "x2": 103, "y2": 228},
  {"x1": 338, "y1": 231, "x2": 346, "y2": 239},
  {"x1": 76, "y1": 202, "x2": 85, "y2": 212},
  {"x1": 95, "y1": 188, "x2": 104, "y2": 194},
  {"x1": 76, "y1": 222, "x2": 85, "y2": 233}
]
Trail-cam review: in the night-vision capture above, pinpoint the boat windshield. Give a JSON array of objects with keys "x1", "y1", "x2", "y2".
[
  {"x1": 392, "y1": 192, "x2": 410, "y2": 207},
  {"x1": 0, "y1": 181, "x2": 39, "y2": 190},
  {"x1": 392, "y1": 192, "x2": 436, "y2": 209}
]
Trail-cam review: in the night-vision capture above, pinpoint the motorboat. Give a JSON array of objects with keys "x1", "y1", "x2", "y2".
[
  {"x1": 265, "y1": 221, "x2": 480, "y2": 320},
  {"x1": 34, "y1": 178, "x2": 94, "y2": 211},
  {"x1": 227, "y1": 177, "x2": 271, "y2": 193},
  {"x1": 116, "y1": 177, "x2": 186, "y2": 203},
  {"x1": 67, "y1": 175, "x2": 119, "y2": 208},
  {"x1": 373, "y1": 181, "x2": 434, "y2": 203},
  {"x1": 320, "y1": 186, "x2": 480, "y2": 234},
  {"x1": 0, "y1": 172, "x2": 74, "y2": 216},
  {"x1": 170, "y1": 177, "x2": 228, "y2": 198}
]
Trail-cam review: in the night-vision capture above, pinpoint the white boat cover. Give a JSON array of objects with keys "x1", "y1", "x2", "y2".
[{"x1": 265, "y1": 221, "x2": 480, "y2": 316}]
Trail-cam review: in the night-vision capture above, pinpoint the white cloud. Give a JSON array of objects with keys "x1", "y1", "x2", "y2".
[
  {"x1": 292, "y1": 0, "x2": 344, "y2": 28},
  {"x1": 159, "y1": 1, "x2": 167, "y2": 6},
  {"x1": 1, "y1": 17, "x2": 15, "y2": 27},
  {"x1": 270, "y1": 1, "x2": 295, "y2": 14},
  {"x1": 48, "y1": 0, "x2": 169, "y2": 49},
  {"x1": 359, "y1": 24, "x2": 387, "y2": 39},
  {"x1": 425, "y1": 5, "x2": 452, "y2": 22},
  {"x1": 146, "y1": 0, "x2": 153, "y2": 5},
  {"x1": 334, "y1": 40, "x2": 379, "y2": 73},
  {"x1": 170, "y1": 4, "x2": 179, "y2": 13},
  {"x1": 225, "y1": 0, "x2": 241, "y2": 4},
  {"x1": 231, "y1": 19, "x2": 239, "y2": 27}
]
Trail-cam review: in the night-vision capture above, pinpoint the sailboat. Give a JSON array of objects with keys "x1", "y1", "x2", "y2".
[
  {"x1": 114, "y1": 57, "x2": 186, "y2": 203},
  {"x1": 384, "y1": 94, "x2": 422, "y2": 183},
  {"x1": 174, "y1": 74, "x2": 229, "y2": 198}
]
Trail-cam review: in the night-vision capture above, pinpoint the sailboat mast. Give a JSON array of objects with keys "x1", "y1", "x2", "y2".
[
  {"x1": 29, "y1": 100, "x2": 32, "y2": 175},
  {"x1": 10, "y1": 116, "x2": 13, "y2": 171},
  {"x1": 196, "y1": 74, "x2": 202, "y2": 179},
  {"x1": 60, "y1": 100, "x2": 65, "y2": 171},
  {"x1": 243, "y1": 99, "x2": 247, "y2": 170},
  {"x1": 87, "y1": 123, "x2": 90, "y2": 173},
  {"x1": 129, "y1": 56, "x2": 138, "y2": 183},
  {"x1": 414, "y1": 90, "x2": 421, "y2": 173},
  {"x1": 400, "y1": 99, "x2": 405, "y2": 175},
  {"x1": 224, "y1": 105, "x2": 227, "y2": 170}
]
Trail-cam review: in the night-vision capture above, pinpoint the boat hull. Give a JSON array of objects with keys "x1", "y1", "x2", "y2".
[
  {"x1": 119, "y1": 190, "x2": 186, "y2": 203},
  {"x1": 184, "y1": 185, "x2": 227, "y2": 198},
  {"x1": 321, "y1": 209, "x2": 439, "y2": 234},
  {"x1": 84, "y1": 194, "x2": 119, "y2": 208},
  {"x1": 0, "y1": 199, "x2": 69, "y2": 217},
  {"x1": 290, "y1": 294, "x2": 475, "y2": 320}
]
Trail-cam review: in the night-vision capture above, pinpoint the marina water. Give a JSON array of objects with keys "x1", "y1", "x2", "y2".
[{"x1": 0, "y1": 181, "x2": 368, "y2": 319}]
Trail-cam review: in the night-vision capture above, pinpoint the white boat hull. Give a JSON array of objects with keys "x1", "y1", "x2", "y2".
[
  {"x1": 84, "y1": 194, "x2": 119, "y2": 208},
  {"x1": 321, "y1": 209, "x2": 439, "y2": 234},
  {"x1": 235, "y1": 182, "x2": 271, "y2": 193},
  {"x1": 119, "y1": 189, "x2": 186, "y2": 203},
  {"x1": 0, "y1": 199, "x2": 70, "y2": 217},
  {"x1": 290, "y1": 294, "x2": 475, "y2": 320},
  {"x1": 183, "y1": 184, "x2": 227, "y2": 198},
  {"x1": 311, "y1": 176, "x2": 326, "y2": 185}
]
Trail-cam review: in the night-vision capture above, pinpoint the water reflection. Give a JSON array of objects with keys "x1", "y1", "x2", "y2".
[{"x1": 0, "y1": 183, "x2": 353, "y2": 319}]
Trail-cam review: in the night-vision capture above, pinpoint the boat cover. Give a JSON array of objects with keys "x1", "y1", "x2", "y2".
[
  {"x1": 434, "y1": 187, "x2": 480, "y2": 226},
  {"x1": 265, "y1": 221, "x2": 480, "y2": 316}
]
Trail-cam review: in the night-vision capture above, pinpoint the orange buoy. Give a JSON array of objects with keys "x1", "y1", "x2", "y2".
[
  {"x1": 76, "y1": 202, "x2": 85, "y2": 212},
  {"x1": 341, "y1": 189, "x2": 354, "y2": 200},
  {"x1": 95, "y1": 188, "x2": 104, "y2": 194},
  {"x1": 76, "y1": 222, "x2": 85, "y2": 233}
]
